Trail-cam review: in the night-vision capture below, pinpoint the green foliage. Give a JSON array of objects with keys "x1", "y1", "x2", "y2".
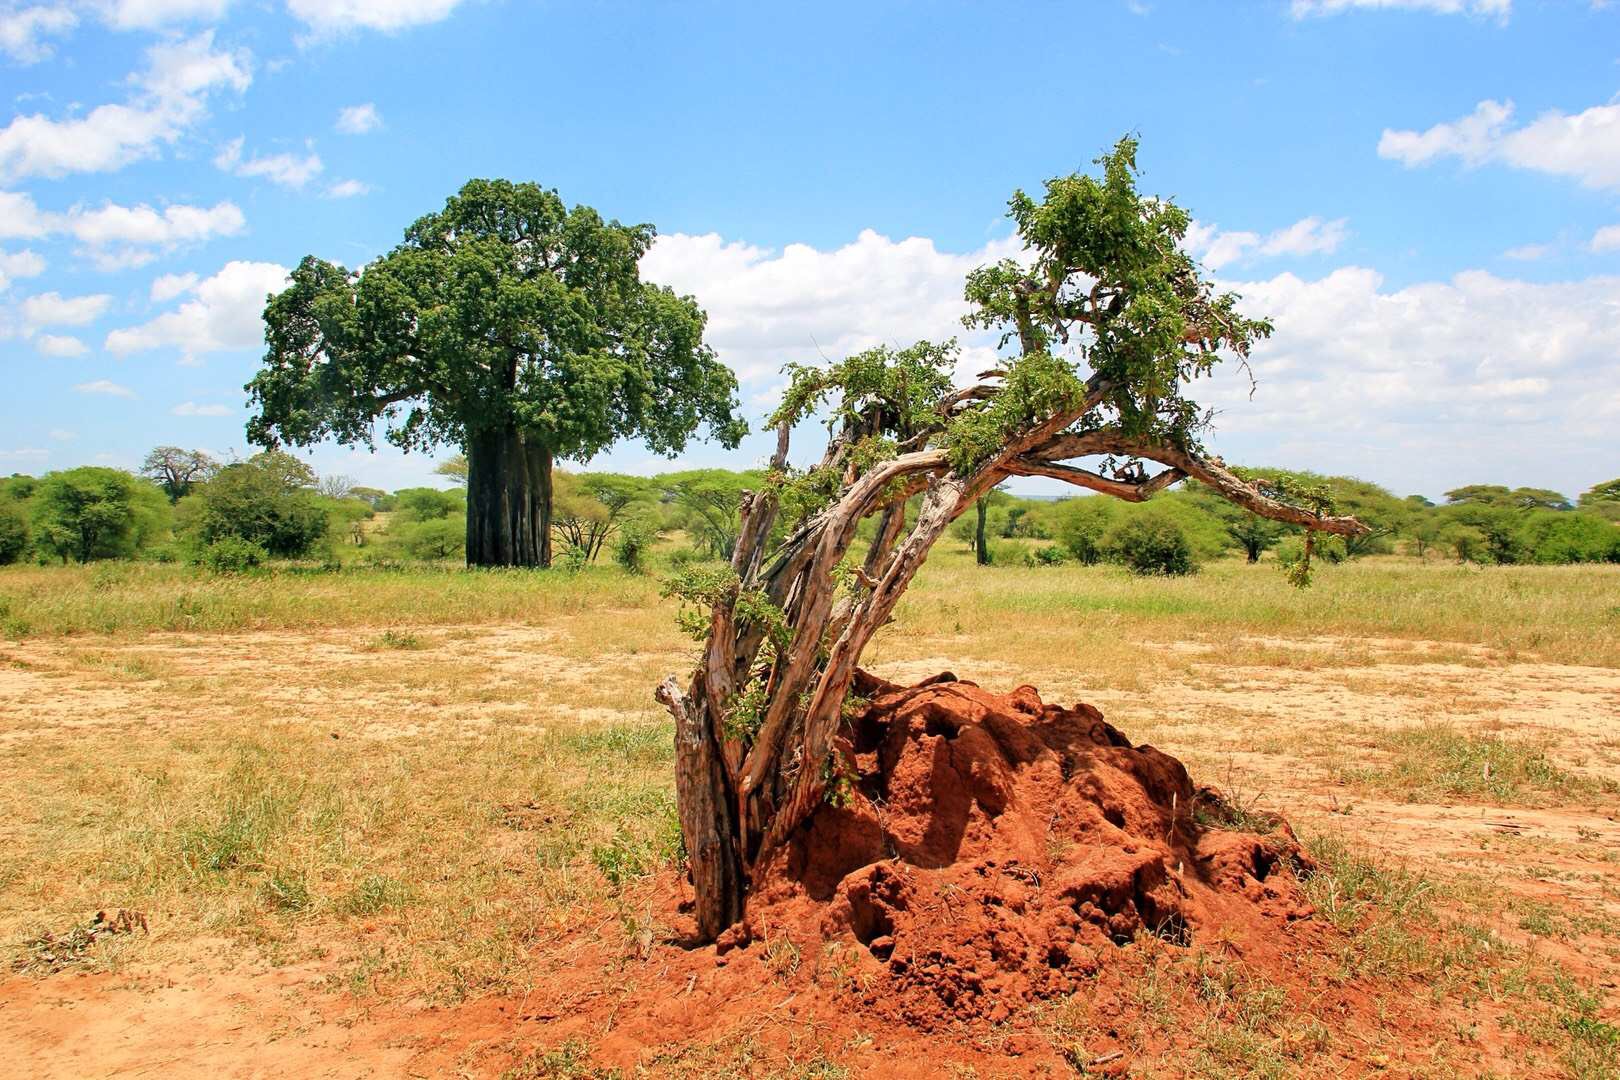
[
  {"x1": 198, "y1": 537, "x2": 267, "y2": 574},
  {"x1": 0, "y1": 499, "x2": 28, "y2": 565},
  {"x1": 612, "y1": 521, "x2": 652, "y2": 574},
  {"x1": 1103, "y1": 509, "x2": 1197, "y2": 576},
  {"x1": 393, "y1": 486, "x2": 464, "y2": 522},
  {"x1": 247, "y1": 177, "x2": 745, "y2": 477},
  {"x1": 31, "y1": 467, "x2": 160, "y2": 563},
  {"x1": 962, "y1": 137, "x2": 1272, "y2": 448},
  {"x1": 390, "y1": 516, "x2": 465, "y2": 560},
  {"x1": 191, "y1": 453, "x2": 329, "y2": 558},
  {"x1": 772, "y1": 341, "x2": 956, "y2": 438},
  {"x1": 1516, "y1": 511, "x2": 1620, "y2": 565},
  {"x1": 1445, "y1": 484, "x2": 1573, "y2": 512},
  {"x1": 944, "y1": 349, "x2": 1085, "y2": 474},
  {"x1": 1023, "y1": 545, "x2": 1068, "y2": 567},
  {"x1": 660, "y1": 469, "x2": 761, "y2": 560},
  {"x1": 1054, "y1": 497, "x2": 1120, "y2": 564}
]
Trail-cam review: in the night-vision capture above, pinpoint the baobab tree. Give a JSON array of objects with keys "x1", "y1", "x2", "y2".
[
  {"x1": 248, "y1": 180, "x2": 746, "y2": 568},
  {"x1": 658, "y1": 139, "x2": 1368, "y2": 941}
]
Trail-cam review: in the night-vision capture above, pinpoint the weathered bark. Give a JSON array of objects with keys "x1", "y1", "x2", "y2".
[{"x1": 464, "y1": 426, "x2": 553, "y2": 568}]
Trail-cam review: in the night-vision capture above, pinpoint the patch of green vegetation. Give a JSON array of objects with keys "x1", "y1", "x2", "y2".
[
  {"x1": 500, "y1": 1038, "x2": 621, "y2": 1079},
  {"x1": 1338, "y1": 725, "x2": 1618, "y2": 804}
]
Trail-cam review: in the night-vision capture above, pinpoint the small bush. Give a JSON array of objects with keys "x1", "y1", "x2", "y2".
[
  {"x1": 0, "y1": 501, "x2": 28, "y2": 564},
  {"x1": 1104, "y1": 513, "x2": 1196, "y2": 576},
  {"x1": 197, "y1": 536, "x2": 266, "y2": 574},
  {"x1": 613, "y1": 524, "x2": 652, "y2": 574},
  {"x1": 1023, "y1": 545, "x2": 1068, "y2": 568}
]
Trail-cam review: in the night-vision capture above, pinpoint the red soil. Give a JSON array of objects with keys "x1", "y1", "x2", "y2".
[{"x1": 739, "y1": 671, "x2": 1318, "y2": 1026}]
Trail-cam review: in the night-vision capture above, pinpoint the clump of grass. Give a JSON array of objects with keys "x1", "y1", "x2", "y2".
[
  {"x1": 501, "y1": 1038, "x2": 621, "y2": 1079},
  {"x1": 1338, "y1": 724, "x2": 1617, "y2": 804},
  {"x1": 12, "y1": 909, "x2": 147, "y2": 974},
  {"x1": 259, "y1": 868, "x2": 311, "y2": 913},
  {"x1": 339, "y1": 874, "x2": 411, "y2": 916},
  {"x1": 371, "y1": 629, "x2": 423, "y2": 650}
]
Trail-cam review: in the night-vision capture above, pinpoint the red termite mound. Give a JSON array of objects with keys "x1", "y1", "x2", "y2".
[{"x1": 735, "y1": 671, "x2": 1317, "y2": 1026}]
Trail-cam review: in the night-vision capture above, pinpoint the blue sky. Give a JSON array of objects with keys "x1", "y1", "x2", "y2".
[{"x1": 2, "y1": 0, "x2": 1617, "y2": 501}]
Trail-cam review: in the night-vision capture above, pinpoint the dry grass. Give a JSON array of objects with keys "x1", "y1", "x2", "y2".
[{"x1": 2, "y1": 548, "x2": 1618, "y2": 1073}]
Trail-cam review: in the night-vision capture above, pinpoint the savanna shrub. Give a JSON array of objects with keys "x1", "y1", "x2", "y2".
[
  {"x1": 0, "y1": 501, "x2": 27, "y2": 564},
  {"x1": 614, "y1": 523, "x2": 652, "y2": 574},
  {"x1": 1105, "y1": 513, "x2": 1196, "y2": 576},
  {"x1": 1056, "y1": 498, "x2": 1119, "y2": 564},
  {"x1": 199, "y1": 536, "x2": 267, "y2": 573},
  {"x1": 1023, "y1": 545, "x2": 1068, "y2": 568}
]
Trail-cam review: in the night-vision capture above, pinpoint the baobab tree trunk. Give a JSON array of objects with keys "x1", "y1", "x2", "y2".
[
  {"x1": 974, "y1": 497, "x2": 990, "y2": 565},
  {"x1": 464, "y1": 426, "x2": 553, "y2": 568},
  {"x1": 657, "y1": 403, "x2": 1369, "y2": 940}
]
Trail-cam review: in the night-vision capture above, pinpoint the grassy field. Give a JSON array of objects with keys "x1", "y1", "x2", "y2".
[{"x1": 2, "y1": 548, "x2": 1618, "y2": 1076}]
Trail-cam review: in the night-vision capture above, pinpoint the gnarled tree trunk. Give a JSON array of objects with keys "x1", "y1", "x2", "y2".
[
  {"x1": 465, "y1": 426, "x2": 553, "y2": 568},
  {"x1": 657, "y1": 398, "x2": 1369, "y2": 941}
]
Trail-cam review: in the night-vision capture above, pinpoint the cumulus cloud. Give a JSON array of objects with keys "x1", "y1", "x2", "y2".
[
  {"x1": 642, "y1": 229, "x2": 1021, "y2": 386},
  {"x1": 0, "y1": 248, "x2": 45, "y2": 290},
  {"x1": 1502, "y1": 242, "x2": 1551, "y2": 261},
  {"x1": 289, "y1": 0, "x2": 468, "y2": 34},
  {"x1": 35, "y1": 332, "x2": 87, "y2": 356},
  {"x1": 0, "y1": 190, "x2": 244, "y2": 268},
  {"x1": 1592, "y1": 225, "x2": 1620, "y2": 253},
  {"x1": 1183, "y1": 216, "x2": 1348, "y2": 270},
  {"x1": 214, "y1": 136, "x2": 323, "y2": 189},
  {"x1": 335, "y1": 103, "x2": 381, "y2": 134},
  {"x1": 171, "y1": 400, "x2": 231, "y2": 416},
  {"x1": 22, "y1": 290, "x2": 112, "y2": 326},
  {"x1": 99, "y1": 0, "x2": 233, "y2": 30},
  {"x1": 0, "y1": 31, "x2": 251, "y2": 182},
  {"x1": 105, "y1": 258, "x2": 287, "y2": 364},
  {"x1": 0, "y1": 5, "x2": 77, "y2": 64},
  {"x1": 1290, "y1": 0, "x2": 1509, "y2": 18},
  {"x1": 1380, "y1": 98, "x2": 1620, "y2": 191},
  {"x1": 149, "y1": 271, "x2": 198, "y2": 300},
  {"x1": 75, "y1": 378, "x2": 135, "y2": 397},
  {"x1": 325, "y1": 178, "x2": 370, "y2": 198}
]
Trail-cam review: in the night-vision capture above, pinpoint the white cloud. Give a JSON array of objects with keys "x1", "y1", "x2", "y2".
[
  {"x1": 1592, "y1": 225, "x2": 1620, "y2": 252},
  {"x1": 215, "y1": 136, "x2": 323, "y2": 188},
  {"x1": 172, "y1": 400, "x2": 231, "y2": 416},
  {"x1": 1185, "y1": 216, "x2": 1348, "y2": 270},
  {"x1": 48, "y1": 428, "x2": 75, "y2": 440},
  {"x1": 326, "y1": 178, "x2": 370, "y2": 198},
  {"x1": 75, "y1": 378, "x2": 135, "y2": 397},
  {"x1": 335, "y1": 102, "x2": 381, "y2": 134},
  {"x1": 0, "y1": 248, "x2": 45, "y2": 290},
  {"x1": 0, "y1": 32, "x2": 251, "y2": 182},
  {"x1": 150, "y1": 271, "x2": 199, "y2": 301},
  {"x1": 289, "y1": 0, "x2": 467, "y2": 34},
  {"x1": 642, "y1": 229, "x2": 1021, "y2": 384},
  {"x1": 1380, "y1": 98, "x2": 1620, "y2": 191},
  {"x1": 0, "y1": 447, "x2": 49, "y2": 461},
  {"x1": 105, "y1": 258, "x2": 288, "y2": 363},
  {"x1": 99, "y1": 0, "x2": 233, "y2": 30},
  {"x1": 0, "y1": 190, "x2": 244, "y2": 269},
  {"x1": 1502, "y1": 242, "x2": 1552, "y2": 261},
  {"x1": 22, "y1": 290, "x2": 112, "y2": 326},
  {"x1": 0, "y1": 5, "x2": 77, "y2": 64},
  {"x1": 35, "y1": 333, "x2": 87, "y2": 357},
  {"x1": 1193, "y1": 265, "x2": 1620, "y2": 492},
  {"x1": 1291, "y1": 0, "x2": 1509, "y2": 17}
]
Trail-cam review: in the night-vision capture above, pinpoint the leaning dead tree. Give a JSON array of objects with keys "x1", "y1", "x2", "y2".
[{"x1": 658, "y1": 139, "x2": 1368, "y2": 941}]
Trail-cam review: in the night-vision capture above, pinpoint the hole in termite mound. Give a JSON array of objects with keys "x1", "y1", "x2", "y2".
[{"x1": 751, "y1": 670, "x2": 1322, "y2": 1025}]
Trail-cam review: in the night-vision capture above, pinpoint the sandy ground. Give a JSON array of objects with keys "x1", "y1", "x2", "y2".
[{"x1": 2, "y1": 625, "x2": 1618, "y2": 1077}]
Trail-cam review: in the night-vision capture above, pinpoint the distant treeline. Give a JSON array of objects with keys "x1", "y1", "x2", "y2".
[{"x1": 1, "y1": 446, "x2": 1615, "y2": 573}]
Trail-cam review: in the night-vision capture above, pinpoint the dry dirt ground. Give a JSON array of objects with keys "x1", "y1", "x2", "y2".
[{"x1": 2, "y1": 623, "x2": 1618, "y2": 1078}]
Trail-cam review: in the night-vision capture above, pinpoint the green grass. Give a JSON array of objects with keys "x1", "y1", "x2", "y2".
[{"x1": 1338, "y1": 724, "x2": 1619, "y2": 804}]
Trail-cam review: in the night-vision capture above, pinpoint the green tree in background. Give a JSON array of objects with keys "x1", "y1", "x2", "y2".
[
  {"x1": 192, "y1": 453, "x2": 328, "y2": 558},
  {"x1": 248, "y1": 179, "x2": 746, "y2": 569},
  {"x1": 32, "y1": 467, "x2": 158, "y2": 563}
]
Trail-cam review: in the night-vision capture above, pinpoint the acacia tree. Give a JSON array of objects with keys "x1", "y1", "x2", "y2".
[
  {"x1": 658, "y1": 140, "x2": 1368, "y2": 941},
  {"x1": 247, "y1": 180, "x2": 746, "y2": 567}
]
